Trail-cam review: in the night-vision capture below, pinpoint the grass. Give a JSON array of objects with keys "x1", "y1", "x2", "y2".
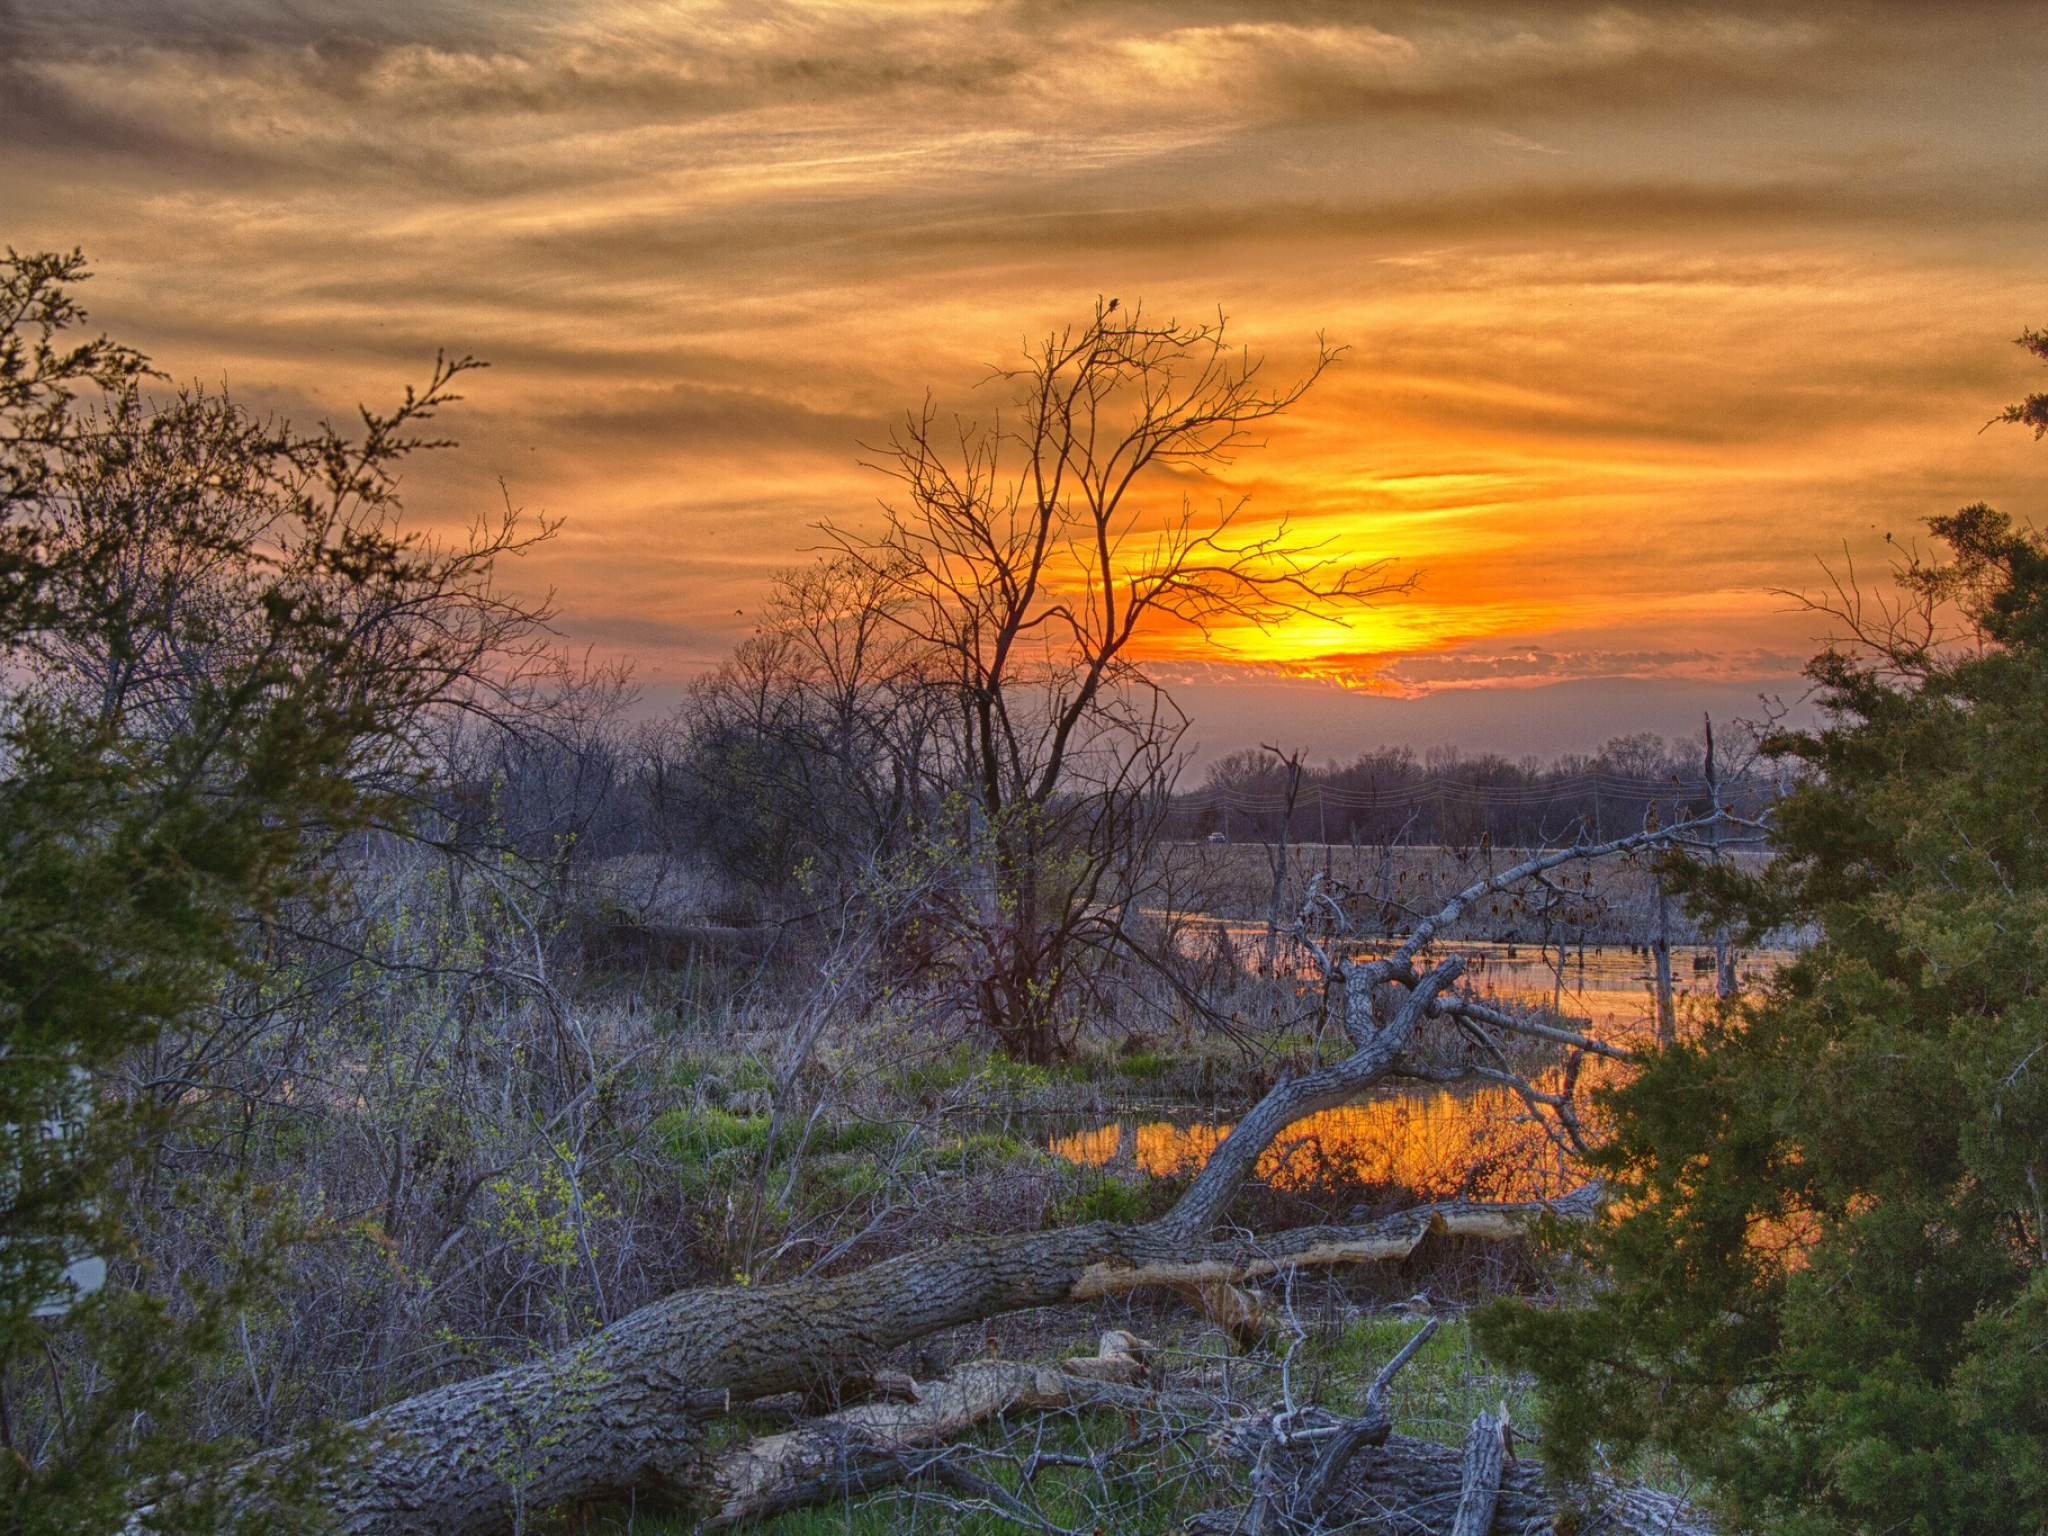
[
  {"x1": 883, "y1": 1046, "x2": 1093, "y2": 1100},
  {"x1": 1043, "y1": 1168, "x2": 1155, "y2": 1226},
  {"x1": 1317, "y1": 1314, "x2": 1537, "y2": 1448}
]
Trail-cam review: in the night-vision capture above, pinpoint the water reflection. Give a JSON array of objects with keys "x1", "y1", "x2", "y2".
[
  {"x1": 1051, "y1": 942, "x2": 1791, "y2": 1202},
  {"x1": 1050, "y1": 1088, "x2": 1586, "y2": 1203}
]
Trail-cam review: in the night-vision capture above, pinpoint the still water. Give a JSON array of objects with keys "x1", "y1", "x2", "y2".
[{"x1": 1050, "y1": 940, "x2": 1788, "y2": 1202}]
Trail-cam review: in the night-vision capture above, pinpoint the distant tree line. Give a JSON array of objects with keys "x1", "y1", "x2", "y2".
[{"x1": 1184, "y1": 732, "x2": 1786, "y2": 851}]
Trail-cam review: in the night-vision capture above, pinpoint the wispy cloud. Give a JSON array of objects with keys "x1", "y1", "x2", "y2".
[{"x1": 4, "y1": 0, "x2": 2045, "y2": 743}]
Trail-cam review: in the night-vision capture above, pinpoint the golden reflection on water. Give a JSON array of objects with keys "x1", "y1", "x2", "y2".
[
  {"x1": 1052, "y1": 943, "x2": 1791, "y2": 1203},
  {"x1": 1049, "y1": 1087, "x2": 1588, "y2": 1203}
]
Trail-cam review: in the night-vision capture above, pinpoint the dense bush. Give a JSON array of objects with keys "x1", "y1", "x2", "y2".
[{"x1": 1481, "y1": 484, "x2": 2048, "y2": 1531}]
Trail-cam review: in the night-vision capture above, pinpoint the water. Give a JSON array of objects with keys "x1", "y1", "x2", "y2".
[{"x1": 1049, "y1": 940, "x2": 1792, "y2": 1202}]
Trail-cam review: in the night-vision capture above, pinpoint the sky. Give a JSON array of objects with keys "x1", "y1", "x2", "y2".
[{"x1": 7, "y1": 1, "x2": 2048, "y2": 765}]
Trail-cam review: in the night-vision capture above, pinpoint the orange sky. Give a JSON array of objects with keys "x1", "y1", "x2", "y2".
[{"x1": 8, "y1": 2, "x2": 2048, "y2": 759}]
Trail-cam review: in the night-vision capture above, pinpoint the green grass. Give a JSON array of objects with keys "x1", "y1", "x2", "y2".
[
  {"x1": 1320, "y1": 1315, "x2": 1691, "y2": 1493},
  {"x1": 1318, "y1": 1315, "x2": 1537, "y2": 1448},
  {"x1": 655, "y1": 1108, "x2": 910, "y2": 1166},
  {"x1": 883, "y1": 1046, "x2": 1091, "y2": 1100},
  {"x1": 1112, "y1": 1048, "x2": 1169, "y2": 1081},
  {"x1": 1046, "y1": 1170, "x2": 1153, "y2": 1226},
  {"x1": 654, "y1": 1105, "x2": 772, "y2": 1165}
]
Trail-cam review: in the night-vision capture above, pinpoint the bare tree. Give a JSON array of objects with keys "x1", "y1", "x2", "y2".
[
  {"x1": 673, "y1": 555, "x2": 941, "y2": 894},
  {"x1": 824, "y1": 298, "x2": 1406, "y2": 1061}
]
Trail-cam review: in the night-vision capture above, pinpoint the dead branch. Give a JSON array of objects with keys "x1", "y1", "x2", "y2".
[
  {"x1": 1429, "y1": 993, "x2": 1637, "y2": 1063},
  {"x1": 1075, "y1": 1185, "x2": 1600, "y2": 1317},
  {"x1": 186, "y1": 834, "x2": 1643, "y2": 1533},
  {"x1": 1294, "y1": 1317, "x2": 1440, "y2": 1521},
  {"x1": 1198, "y1": 1427, "x2": 1716, "y2": 1536},
  {"x1": 700, "y1": 1333, "x2": 1190, "y2": 1529},
  {"x1": 1449, "y1": 1407, "x2": 1509, "y2": 1536},
  {"x1": 1160, "y1": 956, "x2": 1467, "y2": 1240}
]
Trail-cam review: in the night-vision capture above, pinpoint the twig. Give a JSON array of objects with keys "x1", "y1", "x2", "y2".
[{"x1": 1295, "y1": 1317, "x2": 1440, "y2": 1518}]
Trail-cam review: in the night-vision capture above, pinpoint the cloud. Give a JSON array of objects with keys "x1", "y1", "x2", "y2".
[
  {"x1": 1150, "y1": 634, "x2": 1813, "y2": 696},
  {"x1": 542, "y1": 380, "x2": 878, "y2": 454},
  {"x1": 1356, "y1": 643, "x2": 1814, "y2": 693},
  {"x1": 4, "y1": 1, "x2": 2027, "y2": 201},
  {"x1": 6, "y1": 0, "x2": 2047, "y2": 755}
]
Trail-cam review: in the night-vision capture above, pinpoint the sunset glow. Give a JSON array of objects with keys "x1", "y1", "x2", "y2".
[{"x1": 10, "y1": 3, "x2": 2048, "y2": 747}]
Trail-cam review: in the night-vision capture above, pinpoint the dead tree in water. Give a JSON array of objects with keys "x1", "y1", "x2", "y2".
[
  {"x1": 1260, "y1": 743, "x2": 1308, "y2": 972},
  {"x1": 1652, "y1": 868, "x2": 1677, "y2": 1045},
  {"x1": 176, "y1": 818, "x2": 1749, "y2": 1535}
]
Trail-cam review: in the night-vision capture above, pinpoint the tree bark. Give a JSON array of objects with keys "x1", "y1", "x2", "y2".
[
  {"x1": 1449, "y1": 1408, "x2": 1508, "y2": 1536},
  {"x1": 699, "y1": 1335, "x2": 1180, "y2": 1528},
  {"x1": 1653, "y1": 873, "x2": 1676, "y2": 1045},
  {"x1": 224, "y1": 1185, "x2": 1594, "y2": 1534},
  {"x1": 1195, "y1": 1430, "x2": 1716, "y2": 1536}
]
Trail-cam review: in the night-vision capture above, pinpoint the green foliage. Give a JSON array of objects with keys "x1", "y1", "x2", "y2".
[
  {"x1": 883, "y1": 1043, "x2": 1087, "y2": 1101},
  {"x1": 654, "y1": 1106, "x2": 774, "y2": 1169},
  {"x1": 0, "y1": 250, "x2": 539, "y2": 1530},
  {"x1": 1325, "y1": 1317, "x2": 1547, "y2": 1452},
  {"x1": 1048, "y1": 1170, "x2": 1153, "y2": 1226},
  {"x1": 1478, "y1": 469, "x2": 2048, "y2": 1528},
  {"x1": 484, "y1": 1156, "x2": 617, "y2": 1272},
  {"x1": 1113, "y1": 1048, "x2": 1169, "y2": 1081}
]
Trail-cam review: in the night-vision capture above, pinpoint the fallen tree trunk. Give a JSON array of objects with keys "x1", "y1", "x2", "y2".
[
  {"x1": 193, "y1": 921, "x2": 1651, "y2": 1534},
  {"x1": 701, "y1": 1332, "x2": 1191, "y2": 1529},
  {"x1": 1073, "y1": 1184, "x2": 1600, "y2": 1304},
  {"x1": 1197, "y1": 1425, "x2": 1716, "y2": 1536},
  {"x1": 1081, "y1": 1183, "x2": 1597, "y2": 1344},
  {"x1": 1449, "y1": 1408, "x2": 1508, "y2": 1536},
  {"x1": 252, "y1": 1185, "x2": 1595, "y2": 1533}
]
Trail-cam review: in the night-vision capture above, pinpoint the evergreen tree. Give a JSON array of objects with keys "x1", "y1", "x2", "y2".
[
  {"x1": 0, "y1": 250, "x2": 540, "y2": 1532},
  {"x1": 1478, "y1": 333, "x2": 2048, "y2": 1534}
]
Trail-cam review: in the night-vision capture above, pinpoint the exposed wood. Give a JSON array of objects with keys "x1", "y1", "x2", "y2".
[
  {"x1": 1073, "y1": 1183, "x2": 1602, "y2": 1306},
  {"x1": 1167, "y1": 1278, "x2": 1273, "y2": 1347},
  {"x1": 1449, "y1": 1408, "x2": 1508, "y2": 1536},
  {"x1": 701, "y1": 1341, "x2": 1181, "y2": 1530},
  {"x1": 1195, "y1": 1430, "x2": 1717, "y2": 1536}
]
